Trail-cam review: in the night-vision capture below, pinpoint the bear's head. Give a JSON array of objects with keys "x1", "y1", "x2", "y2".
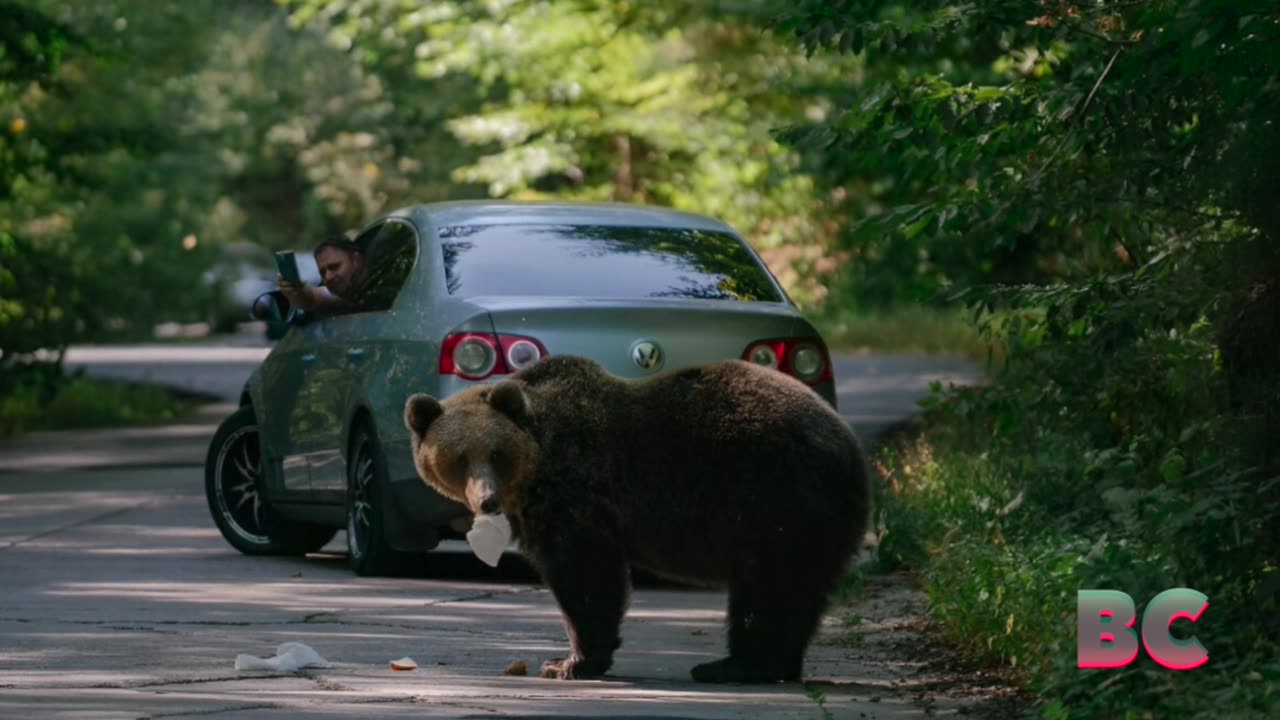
[{"x1": 403, "y1": 381, "x2": 537, "y2": 516}]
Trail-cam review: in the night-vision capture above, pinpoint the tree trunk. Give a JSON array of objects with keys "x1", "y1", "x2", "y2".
[
  {"x1": 612, "y1": 134, "x2": 634, "y2": 203},
  {"x1": 1218, "y1": 251, "x2": 1280, "y2": 476}
]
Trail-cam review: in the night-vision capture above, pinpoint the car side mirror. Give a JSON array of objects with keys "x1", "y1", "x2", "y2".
[{"x1": 251, "y1": 290, "x2": 297, "y2": 324}]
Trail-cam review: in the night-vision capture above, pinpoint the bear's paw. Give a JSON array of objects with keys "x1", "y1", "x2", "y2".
[{"x1": 539, "y1": 654, "x2": 611, "y2": 680}]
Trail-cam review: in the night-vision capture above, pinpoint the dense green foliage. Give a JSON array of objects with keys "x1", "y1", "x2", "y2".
[
  {"x1": 1, "y1": 0, "x2": 858, "y2": 369},
  {"x1": 0, "y1": 361, "x2": 194, "y2": 435},
  {"x1": 770, "y1": 1, "x2": 1279, "y2": 717},
  {"x1": 1, "y1": 0, "x2": 437, "y2": 361},
  {"x1": 282, "y1": 0, "x2": 858, "y2": 301},
  {"x1": 775, "y1": 0, "x2": 1278, "y2": 303}
]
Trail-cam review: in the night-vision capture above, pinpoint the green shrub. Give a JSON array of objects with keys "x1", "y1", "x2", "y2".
[
  {"x1": 874, "y1": 240, "x2": 1280, "y2": 718},
  {"x1": 0, "y1": 363, "x2": 193, "y2": 436}
]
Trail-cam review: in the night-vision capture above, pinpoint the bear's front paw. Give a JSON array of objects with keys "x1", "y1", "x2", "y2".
[
  {"x1": 539, "y1": 657, "x2": 569, "y2": 679},
  {"x1": 539, "y1": 654, "x2": 610, "y2": 680}
]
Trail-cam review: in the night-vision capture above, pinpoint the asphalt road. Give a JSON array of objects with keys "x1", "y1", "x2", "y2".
[
  {"x1": 58, "y1": 343, "x2": 985, "y2": 444},
  {"x1": 0, "y1": 344, "x2": 985, "y2": 719}
]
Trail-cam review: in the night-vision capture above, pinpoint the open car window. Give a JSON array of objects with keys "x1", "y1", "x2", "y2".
[{"x1": 350, "y1": 221, "x2": 418, "y2": 313}]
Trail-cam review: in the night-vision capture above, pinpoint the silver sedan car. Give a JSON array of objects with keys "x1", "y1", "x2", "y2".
[{"x1": 205, "y1": 201, "x2": 837, "y2": 575}]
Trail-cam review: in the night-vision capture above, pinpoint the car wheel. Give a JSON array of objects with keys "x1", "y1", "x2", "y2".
[
  {"x1": 205, "y1": 406, "x2": 337, "y2": 555},
  {"x1": 346, "y1": 418, "x2": 415, "y2": 576}
]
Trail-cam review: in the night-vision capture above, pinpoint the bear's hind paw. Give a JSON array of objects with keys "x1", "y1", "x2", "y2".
[{"x1": 690, "y1": 657, "x2": 799, "y2": 684}]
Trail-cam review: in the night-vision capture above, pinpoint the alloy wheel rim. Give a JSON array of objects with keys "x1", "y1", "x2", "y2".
[
  {"x1": 215, "y1": 425, "x2": 270, "y2": 544},
  {"x1": 348, "y1": 439, "x2": 374, "y2": 559}
]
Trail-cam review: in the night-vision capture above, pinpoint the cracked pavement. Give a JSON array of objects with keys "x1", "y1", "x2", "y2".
[{"x1": 0, "y1": 346, "x2": 1000, "y2": 719}]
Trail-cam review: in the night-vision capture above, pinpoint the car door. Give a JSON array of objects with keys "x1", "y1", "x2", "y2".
[
  {"x1": 290, "y1": 223, "x2": 383, "y2": 499},
  {"x1": 306, "y1": 219, "x2": 420, "y2": 502},
  {"x1": 257, "y1": 320, "x2": 317, "y2": 499}
]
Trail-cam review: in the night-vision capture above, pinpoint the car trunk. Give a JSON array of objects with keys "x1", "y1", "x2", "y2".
[{"x1": 472, "y1": 296, "x2": 810, "y2": 379}]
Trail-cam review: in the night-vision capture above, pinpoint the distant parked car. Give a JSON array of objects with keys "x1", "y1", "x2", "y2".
[
  {"x1": 204, "y1": 201, "x2": 836, "y2": 576},
  {"x1": 206, "y1": 255, "x2": 321, "y2": 337}
]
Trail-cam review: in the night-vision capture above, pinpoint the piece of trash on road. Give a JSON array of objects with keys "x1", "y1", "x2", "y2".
[
  {"x1": 504, "y1": 660, "x2": 528, "y2": 676},
  {"x1": 235, "y1": 642, "x2": 330, "y2": 672},
  {"x1": 390, "y1": 657, "x2": 418, "y2": 671}
]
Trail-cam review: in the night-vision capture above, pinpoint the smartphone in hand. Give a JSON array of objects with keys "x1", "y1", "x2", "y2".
[{"x1": 274, "y1": 251, "x2": 303, "y2": 285}]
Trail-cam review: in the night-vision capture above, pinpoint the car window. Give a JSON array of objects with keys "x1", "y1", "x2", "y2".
[
  {"x1": 352, "y1": 221, "x2": 418, "y2": 312},
  {"x1": 437, "y1": 224, "x2": 783, "y2": 302}
]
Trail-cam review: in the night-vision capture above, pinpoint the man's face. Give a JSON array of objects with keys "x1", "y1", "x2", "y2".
[{"x1": 315, "y1": 246, "x2": 364, "y2": 298}]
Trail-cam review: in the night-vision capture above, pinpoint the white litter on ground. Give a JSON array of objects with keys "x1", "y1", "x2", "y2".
[
  {"x1": 389, "y1": 656, "x2": 418, "y2": 671},
  {"x1": 235, "y1": 642, "x2": 331, "y2": 672}
]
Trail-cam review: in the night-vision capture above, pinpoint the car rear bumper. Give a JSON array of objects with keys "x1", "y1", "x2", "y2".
[{"x1": 384, "y1": 471, "x2": 469, "y2": 551}]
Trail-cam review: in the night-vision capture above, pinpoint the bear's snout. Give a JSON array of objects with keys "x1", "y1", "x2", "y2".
[{"x1": 465, "y1": 471, "x2": 502, "y2": 516}]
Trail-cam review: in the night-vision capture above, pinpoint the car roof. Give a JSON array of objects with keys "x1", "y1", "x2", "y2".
[{"x1": 406, "y1": 200, "x2": 738, "y2": 234}]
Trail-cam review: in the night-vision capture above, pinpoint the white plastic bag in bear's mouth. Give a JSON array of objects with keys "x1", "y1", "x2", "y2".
[{"x1": 466, "y1": 513, "x2": 511, "y2": 567}]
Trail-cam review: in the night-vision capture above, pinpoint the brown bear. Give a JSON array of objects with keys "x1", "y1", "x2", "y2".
[{"x1": 403, "y1": 355, "x2": 869, "y2": 683}]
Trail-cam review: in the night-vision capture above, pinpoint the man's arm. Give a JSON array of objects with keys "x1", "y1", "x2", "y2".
[
  {"x1": 277, "y1": 276, "x2": 358, "y2": 315},
  {"x1": 310, "y1": 291, "x2": 359, "y2": 315}
]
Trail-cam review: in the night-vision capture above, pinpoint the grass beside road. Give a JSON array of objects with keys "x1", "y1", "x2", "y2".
[
  {"x1": 808, "y1": 304, "x2": 991, "y2": 360},
  {"x1": 869, "y1": 390, "x2": 1280, "y2": 718},
  {"x1": 0, "y1": 364, "x2": 199, "y2": 437}
]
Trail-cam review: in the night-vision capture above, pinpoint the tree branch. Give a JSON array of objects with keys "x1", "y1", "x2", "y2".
[
  {"x1": 1058, "y1": 21, "x2": 1134, "y2": 47},
  {"x1": 1028, "y1": 46, "x2": 1124, "y2": 186}
]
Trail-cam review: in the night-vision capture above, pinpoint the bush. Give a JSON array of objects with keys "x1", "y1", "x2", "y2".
[
  {"x1": 874, "y1": 239, "x2": 1280, "y2": 718},
  {"x1": 0, "y1": 362, "x2": 193, "y2": 436}
]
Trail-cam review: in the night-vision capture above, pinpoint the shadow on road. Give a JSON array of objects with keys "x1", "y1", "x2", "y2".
[{"x1": 306, "y1": 541, "x2": 706, "y2": 591}]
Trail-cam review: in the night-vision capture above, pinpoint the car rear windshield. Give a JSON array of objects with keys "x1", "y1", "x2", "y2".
[{"x1": 438, "y1": 224, "x2": 784, "y2": 302}]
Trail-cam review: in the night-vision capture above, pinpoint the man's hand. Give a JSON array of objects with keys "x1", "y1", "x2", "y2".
[{"x1": 277, "y1": 274, "x2": 320, "y2": 312}]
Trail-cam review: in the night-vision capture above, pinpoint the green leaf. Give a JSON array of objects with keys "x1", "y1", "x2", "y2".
[
  {"x1": 903, "y1": 212, "x2": 933, "y2": 240},
  {"x1": 1159, "y1": 452, "x2": 1188, "y2": 484}
]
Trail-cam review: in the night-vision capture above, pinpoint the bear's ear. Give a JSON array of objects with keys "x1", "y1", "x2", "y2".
[
  {"x1": 404, "y1": 393, "x2": 444, "y2": 436},
  {"x1": 488, "y1": 381, "x2": 531, "y2": 424}
]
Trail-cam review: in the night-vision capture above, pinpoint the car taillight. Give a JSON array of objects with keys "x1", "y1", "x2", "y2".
[
  {"x1": 746, "y1": 342, "x2": 782, "y2": 369},
  {"x1": 742, "y1": 338, "x2": 833, "y2": 385},
  {"x1": 440, "y1": 333, "x2": 548, "y2": 380},
  {"x1": 501, "y1": 337, "x2": 544, "y2": 372},
  {"x1": 790, "y1": 343, "x2": 826, "y2": 382}
]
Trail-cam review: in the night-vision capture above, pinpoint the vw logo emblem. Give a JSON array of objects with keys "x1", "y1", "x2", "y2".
[{"x1": 630, "y1": 340, "x2": 663, "y2": 371}]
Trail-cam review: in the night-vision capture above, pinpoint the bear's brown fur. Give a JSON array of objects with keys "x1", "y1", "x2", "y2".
[{"x1": 404, "y1": 355, "x2": 869, "y2": 683}]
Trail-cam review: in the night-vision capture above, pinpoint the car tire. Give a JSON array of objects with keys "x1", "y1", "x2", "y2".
[
  {"x1": 205, "y1": 406, "x2": 337, "y2": 556},
  {"x1": 346, "y1": 418, "x2": 416, "y2": 576}
]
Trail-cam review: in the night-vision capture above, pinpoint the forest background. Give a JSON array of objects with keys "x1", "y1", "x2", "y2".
[{"x1": 3, "y1": 1, "x2": 1278, "y2": 717}]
